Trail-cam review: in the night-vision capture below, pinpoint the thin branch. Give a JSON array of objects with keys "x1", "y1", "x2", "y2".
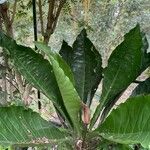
[
  {"x1": 38, "y1": 0, "x2": 44, "y2": 36},
  {"x1": 51, "y1": 0, "x2": 66, "y2": 34},
  {"x1": 70, "y1": 13, "x2": 80, "y2": 23},
  {"x1": 44, "y1": 0, "x2": 66, "y2": 43},
  {"x1": 22, "y1": 84, "x2": 32, "y2": 105},
  {"x1": 5, "y1": 72, "x2": 18, "y2": 86},
  {"x1": 11, "y1": 0, "x2": 17, "y2": 24},
  {"x1": 6, "y1": 77, "x2": 19, "y2": 92},
  {"x1": 44, "y1": 0, "x2": 55, "y2": 43},
  {"x1": 15, "y1": 70, "x2": 24, "y2": 95},
  {"x1": 0, "y1": 2, "x2": 13, "y2": 36}
]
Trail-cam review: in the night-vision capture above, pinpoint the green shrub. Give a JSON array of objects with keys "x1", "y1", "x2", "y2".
[{"x1": 0, "y1": 25, "x2": 150, "y2": 149}]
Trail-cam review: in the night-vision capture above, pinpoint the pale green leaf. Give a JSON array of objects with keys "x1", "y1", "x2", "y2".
[{"x1": 35, "y1": 43, "x2": 82, "y2": 135}]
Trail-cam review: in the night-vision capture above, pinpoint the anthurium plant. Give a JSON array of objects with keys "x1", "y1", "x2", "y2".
[{"x1": 0, "y1": 25, "x2": 150, "y2": 150}]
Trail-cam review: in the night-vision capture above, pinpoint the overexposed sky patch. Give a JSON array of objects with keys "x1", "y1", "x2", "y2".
[{"x1": 0, "y1": 0, "x2": 7, "y2": 4}]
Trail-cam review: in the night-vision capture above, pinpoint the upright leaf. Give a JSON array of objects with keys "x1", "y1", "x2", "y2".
[
  {"x1": 90, "y1": 25, "x2": 143, "y2": 128},
  {"x1": 0, "y1": 106, "x2": 68, "y2": 146},
  {"x1": 96, "y1": 95, "x2": 150, "y2": 148},
  {"x1": 60, "y1": 30, "x2": 102, "y2": 105},
  {"x1": 35, "y1": 42, "x2": 82, "y2": 135}
]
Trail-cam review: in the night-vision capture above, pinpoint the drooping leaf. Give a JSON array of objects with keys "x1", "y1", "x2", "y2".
[
  {"x1": 90, "y1": 25, "x2": 143, "y2": 128},
  {"x1": 96, "y1": 95, "x2": 150, "y2": 148},
  {"x1": 0, "y1": 106, "x2": 68, "y2": 146},
  {"x1": 35, "y1": 42, "x2": 82, "y2": 135},
  {"x1": 131, "y1": 78, "x2": 150, "y2": 97},
  {"x1": 60, "y1": 30, "x2": 103, "y2": 105},
  {"x1": 0, "y1": 32, "x2": 71, "y2": 127}
]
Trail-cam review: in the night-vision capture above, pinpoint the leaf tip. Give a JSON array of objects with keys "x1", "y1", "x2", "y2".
[{"x1": 80, "y1": 28, "x2": 87, "y2": 37}]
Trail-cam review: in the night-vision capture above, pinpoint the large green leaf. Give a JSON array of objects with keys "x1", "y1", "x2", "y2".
[
  {"x1": 100, "y1": 25, "x2": 142, "y2": 109},
  {"x1": 96, "y1": 95, "x2": 150, "y2": 148},
  {"x1": 35, "y1": 42, "x2": 82, "y2": 135},
  {"x1": 99, "y1": 31, "x2": 150, "y2": 126},
  {"x1": 90, "y1": 25, "x2": 143, "y2": 128},
  {"x1": 0, "y1": 32, "x2": 72, "y2": 127},
  {"x1": 131, "y1": 78, "x2": 150, "y2": 97},
  {"x1": 60, "y1": 30, "x2": 102, "y2": 105},
  {"x1": 0, "y1": 106, "x2": 68, "y2": 146}
]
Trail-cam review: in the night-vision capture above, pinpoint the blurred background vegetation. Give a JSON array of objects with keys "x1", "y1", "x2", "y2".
[{"x1": 12, "y1": 0, "x2": 150, "y2": 61}]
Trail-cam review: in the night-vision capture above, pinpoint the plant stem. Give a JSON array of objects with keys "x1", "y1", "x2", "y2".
[{"x1": 82, "y1": 124, "x2": 88, "y2": 149}]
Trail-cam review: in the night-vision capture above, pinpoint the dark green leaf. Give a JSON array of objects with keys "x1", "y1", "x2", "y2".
[
  {"x1": 100, "y1": 31, "x2": 150, "y2": 126},
  {"x1": 90, "y1": 25, "x2": 143, "y2": 128},
  {"x1": 60, "y1": 30, "x2": 102, "y2": 105},
  {"x1": 100, "y1": 24, "x2": 142, "y2": 109},
  {"x1": 96, "y1": 95, "x2": 150, "y2": 148},
  {"x1": 59, "y1": 41, "x2": 73, "y2": 67}
]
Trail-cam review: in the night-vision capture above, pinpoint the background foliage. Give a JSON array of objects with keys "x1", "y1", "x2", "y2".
[{"x1": 9, "y1": 0, "x2": 150, "y2": 56}]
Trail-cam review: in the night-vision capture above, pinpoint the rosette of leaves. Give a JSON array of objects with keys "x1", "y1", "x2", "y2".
[{"x1": 0, "y1": 25, "x2": 150, "y2": 149}]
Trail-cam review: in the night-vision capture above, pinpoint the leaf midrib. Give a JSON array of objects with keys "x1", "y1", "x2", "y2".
[
  {"x1": 101, "y1": 65, "x2": 121, "y2": 106},
  {"x1": 15, "y1": 56, "x2": 57, "y2": 104},
  {"x1": 82, "y1": 40, "x2": 86, "y2": 102}
]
